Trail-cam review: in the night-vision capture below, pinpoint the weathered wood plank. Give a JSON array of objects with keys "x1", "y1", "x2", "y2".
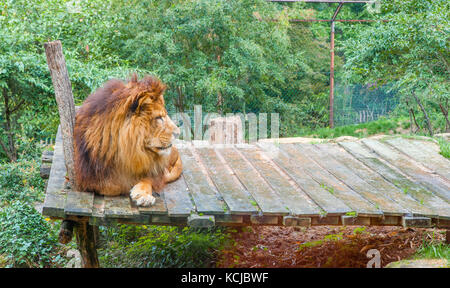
[
  {"x1": 298, "y1": 143, "x2": 407, "y2": 215},
  {"x1": 315, "y1": 143, "x2": 436, "y2": 217},
  {"x1": 188, "y1": 214, "x2": 215, "y2": 228},
  {"x1": 162, "y1": 175, "x2": 195, "y2": 217},
  {"x1": 250, "y1": 215, "x2": 280, "y2": 225},
  {"x1": 283, "y1": 216, "x2": 311, "y2": 227},
  {"x1": 362, "y1": 139, "x2": 450, "y2": 202},
  {"x1": 218, "y1": 148, "x2": 288, "y2": 215},
  {"x1": 42, "y1": 128, "x2": 67, "y2": 218},
  {"x1": 402, "y1": 216, "x2": 431, "y2": 228},
  {"x1": 386, "y1": 137, "x2": 450, "y2": 179},
  {"x1": 280, "y1": 143, "x2": 381, "y2": 216},
  {"x1": 138, "y1": 194, "x2": 167, "y2": 215},
  {"x1": 179, "y1": 147, "x2": 226, "y2": 214},
  {"x1": 44, "y1": 40, "x2": 77, "y2": 189},
  {"x1": 41, "y1": 150, "x2": 54, "y2": 163},
  {"x1": 257, "y1": 143, "x2": 350, "y2": 215},
  {"x1": 238, "y1": 147, "x2": 321, "y2": 216},
  {"x1": 340, "y1": 141, "x2": 450, "y2": 219},
  {"x1": 104, "y1": 195, "x2": 134, "y2": 218},
  {"x1": 64, "y1": 190, "x2": 95, "y2": 216},
  {"x1": 195, "y1": 147, "x2": 258, "y2": 214}
]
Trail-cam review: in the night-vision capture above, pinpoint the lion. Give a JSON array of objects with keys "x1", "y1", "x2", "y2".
[{"x1": 73, "y1": 74, "x2": 182, "y2": 206}]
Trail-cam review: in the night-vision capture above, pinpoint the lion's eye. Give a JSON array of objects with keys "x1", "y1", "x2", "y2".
[{"x1": 155, "y1": 116, "x2": 164, "y2": 122}]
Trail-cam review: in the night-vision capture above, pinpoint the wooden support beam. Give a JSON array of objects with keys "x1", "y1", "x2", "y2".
[
  {"x1": 74, "y1": 220, "x2": 100, "y2": 268},
  {"x1": 58, "y1": 220, "x2": 75, "y2": 244},
  {"x1": 188, "y1": 214, "x2": 215, "y2": 228},
  {"x1": 283, "y1": 216, "x2": 311, "y2": 227},
  {"x1": 402, "y1": 216, "x2": 431, "y2": 228},
  {"x1": 44, "y1": 40, "x2": 77, "y2": 190},
  {"x1": 45, "y1": 40, "x2": 99, "y2": 268}
]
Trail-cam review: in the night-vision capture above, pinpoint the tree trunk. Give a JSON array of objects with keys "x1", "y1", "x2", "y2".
[
  {"x1": 44, "y1": 40, "x2": 77, "y2": 189},
  {"x1": 412, "y1": 92, "x2": 433, "y2": 136}
]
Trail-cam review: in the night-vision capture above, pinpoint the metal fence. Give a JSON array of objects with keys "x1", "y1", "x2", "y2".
[{"x1": 333, "y1": 83, "x2": 398, "y2": 127}]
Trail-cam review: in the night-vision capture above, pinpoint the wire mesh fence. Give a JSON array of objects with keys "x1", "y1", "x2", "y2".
[
  {"x1": 165, "y1": 80, "x2": 399, "y2": 140},
  {"x1": 333, "y1": 83, "x2": 399, "y2": 127}
]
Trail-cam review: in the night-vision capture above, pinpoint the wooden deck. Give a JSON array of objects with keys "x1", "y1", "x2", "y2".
[{"x1": 42, "y1": 131, "x2": 450, "y2": 228}]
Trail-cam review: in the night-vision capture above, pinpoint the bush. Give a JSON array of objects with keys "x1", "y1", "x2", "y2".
[
  {"x1": 0, "y1": 158, "x2": 45, "y2": 204},
  {"x1": 0, "y1": 201, "x2": 61, "y2": 267},
  {"x1": 99, "y1": 225, "x2": 229, "y2": 268}
]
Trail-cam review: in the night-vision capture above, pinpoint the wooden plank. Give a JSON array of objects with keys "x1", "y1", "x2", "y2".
[
  {"x1": 64, "y1": 190, "x2": 94, "y2": 216},
  {"x1": 340, "y1": 141, "x2": 450, "y2": 219},
  {"x1": 138, "y1": 194, "x2": 167, "y2": 215},
  {"x1": 238, "y1": 147, "x2": 321, "y2": 216},
  {"x1": 386, "y1": 137, "x2": 450, "y2": 179},
  {"x1": 162, "y1": 176, "x2": 195, "y2": 217},
  {"x1": 215, "y1": 214, "x2": 244, "y2": 224},
  {"x1": 250, "y1": 215, "x2": 280, "y2": 225},
  {"x1": 280, "y1": 143, "x2": 381, "y2": 216},
  {"x1": 283, "y1": 216, "x2": 311, "y2": 227},
  {"x1": 315, "y1": 143, "x2": 436, "y2": 217},
  {"x1": 218, "y1": 148, "x2": 289, "y2": 215},
  {"x1": 298, "y1": 143, "x2": 407, "y2": 215},
  {"x1": 89, "y1": 195, "x2": 117, "y2": 226},
  {"x1": 195, "y1": 147, "x2": 258, "y2": 214},
  {"x1": 402, "y1": 216, "x2": 431, "y2": 228},
  {"x1": 188, "y1": 214, "x2": 215, "y2": 228},
  {"x1": 42, "y1": 128, "x2": 67, "y2": 218},
  {"x1": 257, "y1": 143, "x2": 350, "y2": 215},
  {"x1": 179, "y1": 147, "x2": 226, "y2": 214},
  {"x1": 104, "y1": 195, "x2": 134, "y2": 218},
  {"x1": 311, "y1": 216, "x2": 340, "y2": 225},
  {"x1": 362, "y1": 139, "x2": 450, "y2": 202}
]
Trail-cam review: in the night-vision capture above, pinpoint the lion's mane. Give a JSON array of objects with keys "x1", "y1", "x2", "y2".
[{"x1": 74, "y1": 74, "x2": 169, "y2": 195}]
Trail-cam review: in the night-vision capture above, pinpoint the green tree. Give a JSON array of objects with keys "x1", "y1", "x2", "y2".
[
  {"x1": 342, "y1": 0, "x2": 449, "y2": 135},
  {"x1": 0, "y1": 0, "x2": 133, "y2": 162}
]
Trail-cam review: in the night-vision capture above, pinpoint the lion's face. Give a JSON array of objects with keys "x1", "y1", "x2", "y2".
[
  {"x1": 120, "y1": 76, "x2": 180, "y2": 159},
  {"x1": 138, "y1": 99, "x2": 180, "y2": 156}
]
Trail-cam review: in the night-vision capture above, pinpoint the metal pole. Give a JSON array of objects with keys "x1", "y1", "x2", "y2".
[
  {"x1": 328, "y1": 2, "x2": 344, "y2": 128},
  {"x1": 329, "y1": 20, "x2": 335, "y2": 128}
]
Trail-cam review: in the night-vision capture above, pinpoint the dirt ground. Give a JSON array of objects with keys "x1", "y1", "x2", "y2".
[{"x1": 216, "y1": 225, "x2": 446, "y2": 268}]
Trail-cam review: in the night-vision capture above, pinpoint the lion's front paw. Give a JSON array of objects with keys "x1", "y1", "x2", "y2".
[{"x1": 130, "y1": 182, "x2": 155, "y2": 206}]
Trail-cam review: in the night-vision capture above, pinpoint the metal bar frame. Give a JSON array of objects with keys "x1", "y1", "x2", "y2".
[{"x1": 267, "y1": 0, "x2": 381, "y2": 128}]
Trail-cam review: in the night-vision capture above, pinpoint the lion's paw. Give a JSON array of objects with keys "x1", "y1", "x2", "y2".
[{"x1": 130, "y1": 183, "x2": 156, "y2": 206}]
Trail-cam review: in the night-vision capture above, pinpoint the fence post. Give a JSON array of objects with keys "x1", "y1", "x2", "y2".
[
  {"x1": 44, "y1": 40, "x2": 77, "y2": 189},
  {"x1": 44, "y1": 40, "x2": 99, "y2": 268}
]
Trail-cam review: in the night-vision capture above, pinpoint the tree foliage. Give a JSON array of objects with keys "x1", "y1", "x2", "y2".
[{"x1": 342, "y1": 0, "x2": 450, "y2": 134}]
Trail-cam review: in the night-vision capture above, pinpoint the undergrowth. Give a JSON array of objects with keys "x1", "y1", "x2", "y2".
[{"x1": 98, "y1": 225, "x2": 230, "y2": 268}]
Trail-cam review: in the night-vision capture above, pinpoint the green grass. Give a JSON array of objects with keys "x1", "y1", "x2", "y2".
[
  {"x1": 414, "y1": 242, "x2": 450, "y2": 261},
  {"x1": 436, "y1": 137, "x2": 450, "y2": 159},
  {"x1": 297, "y1": 117, "x2": 410, "y2": 139}
]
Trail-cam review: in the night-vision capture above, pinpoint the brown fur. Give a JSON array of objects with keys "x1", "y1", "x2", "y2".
[{"x1": 74, "y1": 74, "x2": 182, "y2": 199}]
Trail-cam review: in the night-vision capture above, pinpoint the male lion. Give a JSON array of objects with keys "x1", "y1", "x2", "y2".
[{"x1": 74, "y1": 74, "x2": 182, "y2": 206}]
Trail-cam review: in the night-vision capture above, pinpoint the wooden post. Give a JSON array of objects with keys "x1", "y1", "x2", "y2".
[
  {"x1": 74, "y1": 220, "x2": 100, "y2": 268},
  {"x1": 44, "y1": 40, "x2": 99, "y2": 268},
  {"x1": 44, "y1": 40, "x2": 77, "y2": 189}
]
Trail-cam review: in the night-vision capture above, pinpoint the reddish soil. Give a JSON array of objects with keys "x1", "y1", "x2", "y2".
[{"x1": 216, "y1": 226, "x2": 446, "y2": 268}]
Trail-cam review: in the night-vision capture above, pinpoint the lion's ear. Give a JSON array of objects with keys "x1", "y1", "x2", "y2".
[
  {"x1": 129, "y1": 92, "x2": 149, "y2": 115},
  {"x1": 129, "y1": 96, "x2": 141, "y2": 114}
]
